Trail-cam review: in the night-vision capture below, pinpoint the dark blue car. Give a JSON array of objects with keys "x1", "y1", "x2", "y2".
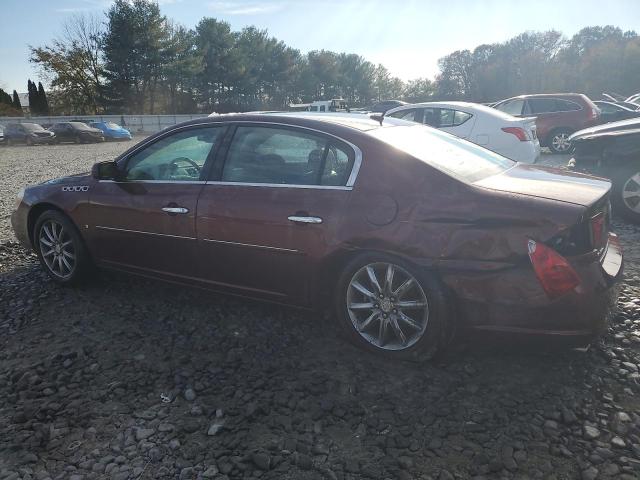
[{"x1": 89, "y1": 121, "x2": 132, "y2": 141}]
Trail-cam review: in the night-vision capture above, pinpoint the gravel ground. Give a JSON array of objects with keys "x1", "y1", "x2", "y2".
[{"x1": 2, "y1": 143, "x2": 640, "y2": 480}]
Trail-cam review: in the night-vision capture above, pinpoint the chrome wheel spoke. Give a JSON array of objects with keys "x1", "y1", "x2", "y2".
[
  {"x1": 43, "y1": 224, "x2": 56, "y2": 243},
  {"x1": 384, "y1": 264, "x2": 395, "y2": 295},
  {"x1": 63, "y1": 250, "x2": 76, "y2": 260},
  {"x1": 390, "y1": 316, "x2": 407, "y2": 345},
  {"x1": 393, "y1": 277, "x2": 414, "y2": 299},
  {"x1": 366, "y1": 266, "x2": 382, "y2": 295},
  {"x1": 378, "y1": 318, "x2": 388, "y2": 347},
  {"x1": 358, "y1": 311, "x2": 378, "y2": 331},
  {"x1": 40, "y1": 237, "x2": 53, "y2": 247},
  {"x1": 396, "y1": 300, "x2": 427, "y2": 309},
  {"x1": 39, "y1": 220, "x2": 75, "y2": 279},
  {"x1": 398, "y1": 311, "x2": 421, "y2": 330},
  {"x1": 351, "y1": 281, "x2": 375, "y2": 300},
  {"x1": 349, "y1": 302, "x2": 375, "y2": 310},
  {"x1": 42, "y1": 248, "x2": 56, "y2": 257}
]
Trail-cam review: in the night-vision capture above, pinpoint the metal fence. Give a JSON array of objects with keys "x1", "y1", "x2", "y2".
[{"x1": 0, "y1": 114, "x2": 209, "y2": 133}]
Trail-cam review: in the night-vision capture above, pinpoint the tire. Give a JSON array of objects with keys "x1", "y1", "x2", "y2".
[
  {"x1": 547, "y1": 128, "x2": 574, "y2": 154},
  {"x1": 26, "y1": 137, "x2": 33, "y2": 146},
  {"x1": 6, "y1": 138, "x2": 12, "y2": 146},
  {"x1": 34, "y1": 210, "x2": 92, "y2": 285},
  {"x1": 611, "y1": 162, "x2": 640, "y2": 224},
  {"x1": 334, "y1": 252, "x2": 450, "y2": 361},
  {"x1": 75, "y1": 135, "x2": 82, "y2": 144}
]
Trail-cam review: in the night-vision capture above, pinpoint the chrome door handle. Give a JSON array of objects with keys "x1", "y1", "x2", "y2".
[
  {"x1": 288, "y1": 215, "x2": 323, "y2": 224},
  {"x1": 162, "y1": 207, "x2": 189, "y2": 214}
]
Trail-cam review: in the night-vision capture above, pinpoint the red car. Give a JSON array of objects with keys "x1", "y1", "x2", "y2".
[
  {"x1": 11, "y1": 113, "x2": 622, "y2": 360},
  {"x1": 494, "y1": 93, "x2": 601, "y2": 154}
]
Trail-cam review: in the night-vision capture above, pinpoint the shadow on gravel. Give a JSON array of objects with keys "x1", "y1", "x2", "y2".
[{"x1": 1, "y1": 241, "x2": 639, "y2": 479}]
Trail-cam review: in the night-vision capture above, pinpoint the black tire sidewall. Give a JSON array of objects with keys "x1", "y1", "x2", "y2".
[
  {"x1": 547, "y1": 128, "x2": 574, "y2": 154},
  {"x1": 611, "y1": 162, "x2": 640, "y2": 223},
  {"x1": 334, "y1": 252, "x2": 449, "y2": 362},
  {"x1": 34, "y1": 210, "x2": 90, "y2": 285}
]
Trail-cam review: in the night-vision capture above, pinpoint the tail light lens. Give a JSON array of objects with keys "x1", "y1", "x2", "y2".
[
  {"x1": 590, "y1": 212, "x2": 606, "y2": 249},
  {"x1": 528, "y1": 240, "x2": 581, "y2": 299},
  {"x1": 502, "y1": 127, "x2": 529, "y2": 141}
]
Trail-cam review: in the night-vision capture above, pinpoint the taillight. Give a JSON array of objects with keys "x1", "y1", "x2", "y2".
[
  {"x1": 590, "y1": 212, "x2": 606, "y2": 249},
  {"x1": 528, "y1": 240, "x2": 581, "y2": 299},
  {"x1": 501, "y1": 127, "x2": 529, "y2": 141}
]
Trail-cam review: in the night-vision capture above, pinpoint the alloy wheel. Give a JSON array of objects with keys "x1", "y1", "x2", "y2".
[
  {"x1": 38, "y1": 220, "x2": 76, "y2": 279},
  {"x1": 346, "y1": 262, "x2": 429, "y2": 351},
  {"x1": 551, "y1": 133, "x2": 572, "y2": 152},
  {"x1": 622, "y1": 171, "x2": 640, "y2": 214}
]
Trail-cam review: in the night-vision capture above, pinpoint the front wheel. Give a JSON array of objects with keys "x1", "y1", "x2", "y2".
[
  {"x1": 548, "y1": 129, "x2": 574, "y2": 154},
  {"x1": 612, "y1": 163, "x2": 640, "y2": 224},
  {"x1": 335, "y1": 253, "x2": 450, "y2": 361},
  {"x1": 34, "y1": 210, "x2": 91, "y2": 284}
]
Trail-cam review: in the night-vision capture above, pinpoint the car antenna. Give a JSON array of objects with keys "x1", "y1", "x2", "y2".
[{"x1": 370, "y1": 113, "x2": 384, "y2": 126}]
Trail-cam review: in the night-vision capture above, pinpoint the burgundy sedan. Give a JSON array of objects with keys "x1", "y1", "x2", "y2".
[{"x1": 11, "y1": 113, "x2": 622, "y2": 360}]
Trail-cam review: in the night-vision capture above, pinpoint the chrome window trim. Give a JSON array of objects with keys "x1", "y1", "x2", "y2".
[
  {"x1": 204, "y1": 181, "x2": 352, "y2": 190},
  {"x1": 98, "y1": 179, "x2": 207, "y2": 185},
  {"x1": 202, "y1": 238, "x2": 299, "y2": 253},
  {"x1": 95, "y1": 225, "x2": 196, "y2": 240}
]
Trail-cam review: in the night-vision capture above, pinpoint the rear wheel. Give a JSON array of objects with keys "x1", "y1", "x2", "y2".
[
  {"x1": 26, "y1": 137, "x2": 33, "y2": 146},
  {"x1": 34, "y1": 210, "x2": 91, "y2": 284},
  {"x1": 612, "y1": 163, "x2": 640, "y2": 224},
  {"x1": 75, "y1": 135, "x2": 82, "y2": 144},
  {"x1": 335, "y1": 252, "x2": 449, "y2": 361},
  {"x1": 548, "y1": 128, "x2": 574, "y2": 154}
]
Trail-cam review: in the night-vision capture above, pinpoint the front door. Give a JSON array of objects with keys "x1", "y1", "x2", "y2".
[
  {"x1": 196, "y1": 124, "x2": 356, "y2": 305},
  {"x1": 87, "y1": 125, "x2": 225, "y2": 279}
]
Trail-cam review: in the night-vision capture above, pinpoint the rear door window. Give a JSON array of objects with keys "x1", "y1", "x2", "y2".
[
  {"x1": 221, "y1": 126, "x2": 354, "y2": 186},
  {"x1": 389, "y1": 109, "x2": 418, "y2": 122},
  {"x1": 438, "y1": 109, "x2": 455, "y2": 127}
]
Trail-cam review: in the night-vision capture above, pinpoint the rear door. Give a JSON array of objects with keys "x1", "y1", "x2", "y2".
[
  {"x1": 87, "y1": 124, "x2": 226, "y2": 278},
  {"x1": 196, "y1": 123, "x2": 358, "y2": 305}
]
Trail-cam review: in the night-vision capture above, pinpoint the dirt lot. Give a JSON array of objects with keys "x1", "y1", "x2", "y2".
[{"x1": 1, "y1": 142, "x2": 640, "y2": 480}]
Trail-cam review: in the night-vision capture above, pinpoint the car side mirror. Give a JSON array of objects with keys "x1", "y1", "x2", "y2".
[{"x1": 92, "y1": 160, "x2": 120, "y2": 180}]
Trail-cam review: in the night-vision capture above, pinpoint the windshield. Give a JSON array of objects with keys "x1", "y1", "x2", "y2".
[
  {"x1": 22, "y1": 123, "x2": 46, "y2": 132},
  {"x1": 70, "y1": 122, "x2": 91, "y2": 130},
  {"x1": 106, "y1": 122, "x2": 121, "y2": 129},
  {"x1": 369, "y1": 125, "x2": 514, "y2": 183}
]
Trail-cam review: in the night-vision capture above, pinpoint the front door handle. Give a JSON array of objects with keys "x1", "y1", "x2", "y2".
[
  {"x1": 288, "y1": 215, "x2": 323, "y2": 224},
  {"x1": 162, "y1": 206, "x2": 189, "y2": 214}
]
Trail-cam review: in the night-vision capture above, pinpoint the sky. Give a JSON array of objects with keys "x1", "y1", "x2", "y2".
[{"x1": 1, "y1": 0, "x2": 639, "y2": 93}]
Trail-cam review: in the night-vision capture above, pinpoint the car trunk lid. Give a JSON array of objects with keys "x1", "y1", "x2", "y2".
[{"x1": 475, "y1": 164, "x2": 610, "y2": 207}]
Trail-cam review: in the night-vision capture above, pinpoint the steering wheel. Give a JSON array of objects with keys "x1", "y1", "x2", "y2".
[{"x1": 167, "y1": 157, "x2": 201, "y2": 179}]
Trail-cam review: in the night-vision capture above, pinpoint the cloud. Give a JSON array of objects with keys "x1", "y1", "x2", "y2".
[{"x1": 207, "y1": 1, "x2": 285, "y2": 15}]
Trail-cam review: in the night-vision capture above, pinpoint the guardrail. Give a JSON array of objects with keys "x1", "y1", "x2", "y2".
[{"x1": 0, "y1": 114, "x2": 209, "y2": 133}]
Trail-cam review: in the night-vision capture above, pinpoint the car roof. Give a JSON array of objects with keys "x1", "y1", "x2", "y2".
[
  {"x1": 386, "y1": 101, "x2": 520, "y2": 121},
  {"x1": 204, "y1": 112, "x2": 409, "y2": 132}
]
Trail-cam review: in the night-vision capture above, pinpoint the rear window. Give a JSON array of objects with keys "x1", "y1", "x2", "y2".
[{"x1": 369, "y1": 125, "x2": 514, "y2": 183}]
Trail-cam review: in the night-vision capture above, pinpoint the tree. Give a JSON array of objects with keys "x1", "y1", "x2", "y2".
[
  {"x1": 27, "y1": 80, "x2": 37, "y2": 113},
  {"x1": 102, "y1": 0, "x2": 170, "y2": 113},
  {"x1": 37, "y1": 82, "x2": 50, "y2": 115},
  {"x1": 402, "y1": 78, "x2": 435, "y2": 103},
  {"x1": 30, "y1": 13, "x2": 104, "y2": 114},
  {"x1": 12, "y1": 90, "x2": 22, "y2": 110}
]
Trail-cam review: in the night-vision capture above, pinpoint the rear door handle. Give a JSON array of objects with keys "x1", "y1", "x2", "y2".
[
  {"x1": 162, "y1": 207, "x2": 189, "y2": 214},
  {"x1": 288, "y1": 215, "x2": 323, "y2": 224}
]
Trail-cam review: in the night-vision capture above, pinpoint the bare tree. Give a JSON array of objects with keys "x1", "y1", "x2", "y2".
[{"x1": 30, "y1": 13, "x2": 104, "y2": 114}]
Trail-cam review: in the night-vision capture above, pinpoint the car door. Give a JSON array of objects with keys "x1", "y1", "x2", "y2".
[
  {"x1": 86, "y1": 124, "x2": 226, "y2": 278},
  {"x1": 196, "y1": 123, "x2": 357, "y2": 305}
]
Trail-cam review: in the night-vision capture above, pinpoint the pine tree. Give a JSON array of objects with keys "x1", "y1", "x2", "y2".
[
  {"x1": 27, "y1": 80, "x2": 37, "y2": 113},
  {"x1": 37, "y1": 82, "x2": 49, "y2": 115},
  {"x1": 12, "y1": 90, "x2": 22, "y2": 110},
  {"x1": 0, "y1": 88, "x2": 12, "y2": 105}
]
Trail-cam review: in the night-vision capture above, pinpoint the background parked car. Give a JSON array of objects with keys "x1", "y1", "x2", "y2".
[
  {"x1": 89, "y1": 121, "x2": 132, "y2": 141},
  {"x1": 0, "y1": 125, "x2": 4, "y2": 146},
  {"x1": 4, "y1": 123, "x2": 55, "y2": 146},
  {"x1": 50, "y1": 122, "x2": 105, "y2": 144},
  {"x1": 493, "y1": 93, "x2": 600, "y2": 154},
  {"x1": 593, "y1": 101, "x2": 640, "y2": 123},
  {"x1": 569, "y1": 117, "x2": 640, "y2": 223},
  {"x1": 386, "y1": 101, "x2": 540, "y2": 163},
  {"x1": 369, "y1": 100, "x2": 407, "y2": 113}
]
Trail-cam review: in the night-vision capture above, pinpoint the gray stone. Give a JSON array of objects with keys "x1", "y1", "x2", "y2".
[
  {"x1": 184, "y1": 388, "x2": 196, "y2": 402},
  {"x1": 135, "y1": 428, "x2": 155, "y2": 441},
  {"x1": 583, "y1": 425, "x2": 600, "y2": 440},
  {"x1": 251, "y1": 452, "x2": 270, "y2": 471}
]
